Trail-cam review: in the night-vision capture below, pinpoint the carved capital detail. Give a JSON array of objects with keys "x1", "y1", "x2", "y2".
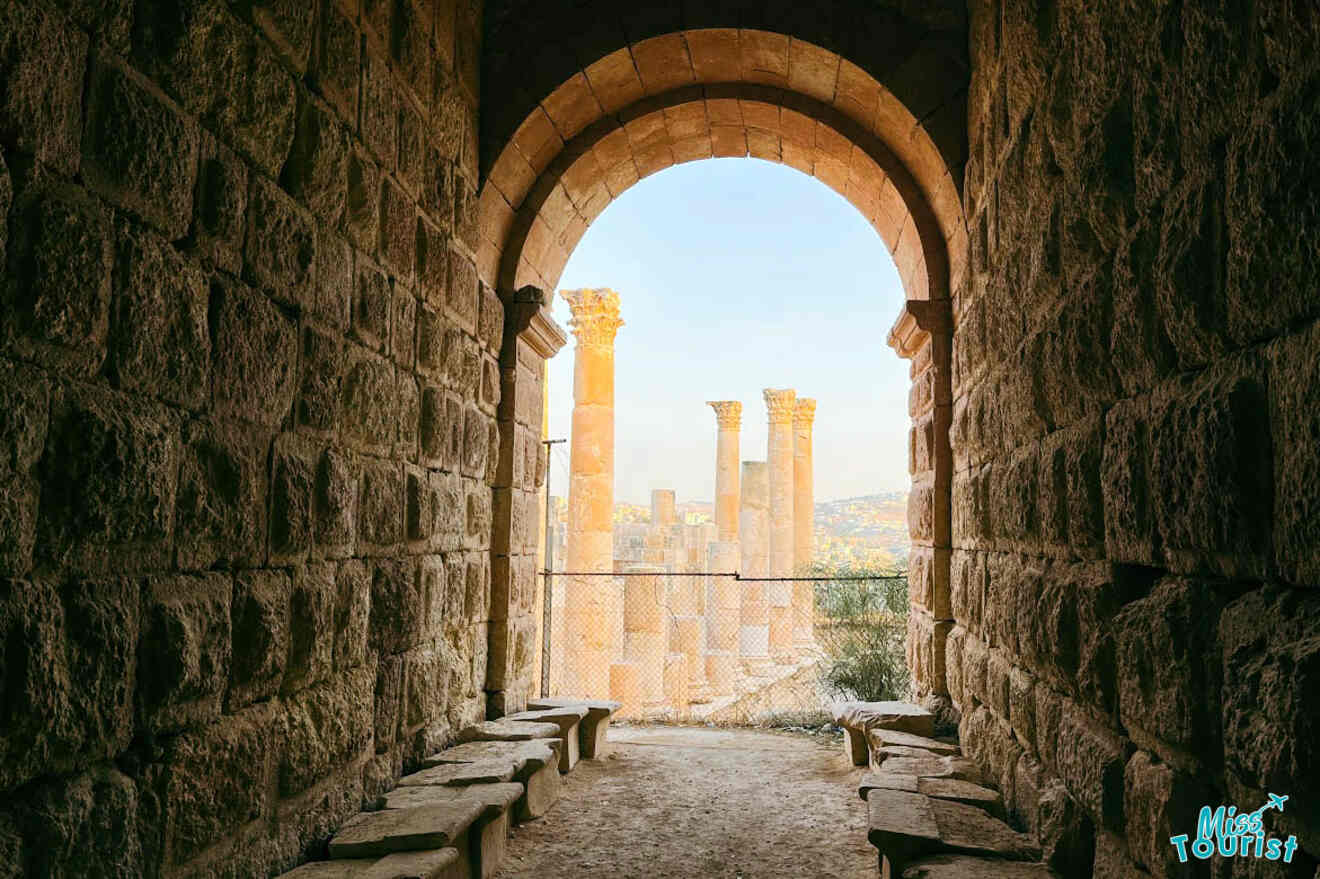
[
  {"x1": 707, "y1": 400, "x2": 743, "y2": 430},
  {"x1": 762, "y1": 388, "x2": 797, "y2": 424},
  {"x1": 561, "y1": 288, "x2": 623, "y2": 348},
  {"x1": 793, "y1": 397, "x2": 817, "y2": 428}
]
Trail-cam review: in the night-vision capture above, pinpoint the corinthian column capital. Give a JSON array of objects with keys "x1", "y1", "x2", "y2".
[
  {"x1": 794, "y1": 398, "x2": 817, "y2": 428},
  {"x1": 707, "y1": 400, "x2": 743, "y2": 430},
  {"x1": 762, "y1": 388, "x2": 797, "y2": 425},
  {"x1": 561, "y1": 288, "x2": 624, "y2": 347}
]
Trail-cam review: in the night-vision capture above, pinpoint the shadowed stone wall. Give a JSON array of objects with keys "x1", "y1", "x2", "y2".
[
  {"x1": 0, "y1": 0, "x2": 494, "y2": 875},
  {"x1": 945, "y1": 1, "x2": 1320, "y2": 876}
]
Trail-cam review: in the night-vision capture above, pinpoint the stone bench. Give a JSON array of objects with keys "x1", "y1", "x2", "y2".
[
  {"x1": 525, "y1": 697, "x2": 621, "y2": 759},
  {"x1": 831, "y1": 701, "x2": 935, "y2": 766},
  {"x1": 382, "y1": 783, "x2": 523, "y2": 879},
  {"x1": 900, "y1": 854, "x2": 1059, "y2": 878},
  {"x1": 867, "y1": 787, "x2": 1040, "y2": 878},
  {"x1": 504, "y1": 705, "x2": 590, "y2": 772},
  {"x1": 858, "y1": 772, "x2": 1006, "y2": 821},
  {"x1": 420, "y1": 737, "x2": 563, "y2": 822},
  {"x1": 277, "y1": 847, "x2": 464, "y2": 879}
]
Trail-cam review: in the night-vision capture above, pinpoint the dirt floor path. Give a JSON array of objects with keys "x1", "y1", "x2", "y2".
[{"x1": 495, "y1": 724, "x2": 875, "y2": 879}]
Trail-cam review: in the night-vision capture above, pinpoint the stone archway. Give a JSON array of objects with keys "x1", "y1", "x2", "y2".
[{"x1": 478, "y1": 28, "x2": 966, "y2": 715}]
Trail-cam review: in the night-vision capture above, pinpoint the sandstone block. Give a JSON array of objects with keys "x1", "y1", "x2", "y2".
[
  {"x1": 1148, "y1": 357, "x2": 1271, "y2": 578},
  {"x1": 1269, "y1": 321, "x2": 1320, "y2": 586},
  {"x1": 110, "y1": 224, "x2": 209, "y2": 409},
  {"x1": 359, "y1": 458, "x2": 403, "y2": 550},
  {"x1": 228, "y1": 570, "x2": 291, "y2": 710},
  {"x1": 138, "y1": 573, "x2": 231, "y2": 734},
  {"x1": 374, "y1": 654, "x2": 404, "y2": 753},
  {"x1": 174, "y1": 418, "x2": 267, "y2": 570},
  {"x1": 869, "y1": 729, "x2": 961, "y2": 757},
  {"x1": 271, "y1": 433, "x2": 316, "y2": 563},
  {"x1": 505, "y1": 707, "x2": 586, "y2": 772},
  {"x1": 1054, "y1": 699, "x2": 1127, "y2": 830},
  {"x1": 278, "y1": 847, "x2": 462, "y2": 879},
  {"x1": 447, "y1": 248, "x2": 479, "y2": 332},
  {"x1": 83, "y1": 60, "x2": 197, "y2": 238},
  {"x1": 1035, "y1": 780, "x2": 1094, "y2": 878},
  {"x1": 1122, "y1": 751, "x2": 1210, "y2": 879},
  {"x1": 345, "y1": 147, "x2": 381, "y2": 253},
  {"x1": 316, "y1": 448, "x2": 359, "y2": 558},
  {"x1": 861, "y1": 772, "x2": 1005, "y2": 820},
  {"x1": 1101, "y1": 396, "x2": 1155, "y2": 565},
  {"x1": 341, "y1": 347, "x2": 397, "y2": 453},
  {"x1": 526, "y1": 697, "x2": 621, "y2": 759},
  {"x1": 39, "y1": 383, "x2": 178, "y2": 571},
  {"x1": 1, "y1": 4, "x2": 86, "y2": 169},
  {"x1": 284, "y1": 90, "x2": 347, "y2": 226},
  {"x1": 190, "y1": 134, "x2": 249, "y2": 273},
  {"x1": 370, "y1": 558, "x2": 424, "y2": 654},
  {"x1": 1115, "y1": 577, "x2": 1223, "y2": 764},
  {"x1": 1219, "y1": 585, "x2": 1320, "y2": 803},
  {"x1": 420, "y1": 740, "x2": 555, "y2": 781},
  {"x1": 360, "y1": 52, "x2": 398, "y2": 170},
  {"x1": 245, "y1": 175, "x2": 317, "y2": 310},
  {"x1": 278, "y1": 666, "x2": 373, "y2": 797},
  {"x1": 833, "y1": 700, "x2": 937, "y2": 738},
  {"x1": 299, "y1": 323, "x2": 343, "y2": 433},
  {"x1": 379, "y1": 175, "x2": 416, "y2": 283},
  {"x1": 163, "y1": 706, "x2": 273, "y2": 865},
  {"x1": 398, "y1": 760, "x2": 517, "y2": 788},
  {"x1": 286, "y1": 562, "x2": 337, "y2": 693},
  {"x1": 333, "y1": 560, "x2": 371, "y2": 670},
  {"x1": 16, "y1": 767, "x2": 143, "y2": 877},
  {"x1": 211, "y1": 277, "x2": 298, "y2": 427},
  {"x1": 3, "y1": 184, "x2": 113, "y2": 377}
]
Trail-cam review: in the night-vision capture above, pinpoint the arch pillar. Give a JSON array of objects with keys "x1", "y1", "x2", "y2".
[{"x1": 889, "y1": 299, "x2": 953, "y2": 697}]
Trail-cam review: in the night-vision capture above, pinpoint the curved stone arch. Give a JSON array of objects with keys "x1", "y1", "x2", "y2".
[{"x1": 475, "y1": 30, "x2": 968, "y2": 305}]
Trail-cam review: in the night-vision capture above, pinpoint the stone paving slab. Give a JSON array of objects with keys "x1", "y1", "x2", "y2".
[
  {"x1": 456, "y1": 720, "x2": 561, "y2": 743},
  {"x1": 867, "y1": 728, "x2": 961, "y2": 756},
  {"x1": 858, "y1": 772, "x2": 1005, "y2": 819},
  {"x1": 328, "y1": 803, "x2": 484, "y2": 859},
  {"x1": 867, "y1": 788, "x2": 1040, "y2": 871},
  {"x1": 398, "y1": 759, "x2": 517, "y2": 787},
  {"x1": 277, "y1": 847, "x2": 463, "y2": 879},
  {"x1": 901, "y1": 854, "x2": 1059, "y2": 878},
  {"x1": 832, "y1": 701, "x2": 935, "y2": 737}
]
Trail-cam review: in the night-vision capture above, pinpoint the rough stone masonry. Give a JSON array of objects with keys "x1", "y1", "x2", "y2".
[{"x1": 1, "y1": 0, "x2": 1318, "y2": 877}]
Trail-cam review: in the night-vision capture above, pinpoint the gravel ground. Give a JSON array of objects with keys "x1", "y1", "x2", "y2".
[{"x1": 495, "y1": 724, "x2": 875, "y2": 879}]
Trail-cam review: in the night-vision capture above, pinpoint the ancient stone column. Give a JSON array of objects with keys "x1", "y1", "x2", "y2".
[
  {"x1": 763, "y1": 388, "x2": 796, "y2": 663},
  {"x1": 738, "y1": 461, "x2": 772, "y2": 672},
  {"x1": 561, "y1": 289, "x2": 623, "y2": 698},
  {"x1": 651, "y1": 489, "x2": 677, "y2": 526},
  {"x1": 706, "y1": 401, "x2": 742, "y2": 543},
  {"x1": 793, "y1": 398, "x2": 817, "y2": 649},
  {"x1": 623, "y1": 564, "x2": 666, "y2": 709},
  {"x1": 704, "y1": 540, "x2": 740, "y2": 694}
]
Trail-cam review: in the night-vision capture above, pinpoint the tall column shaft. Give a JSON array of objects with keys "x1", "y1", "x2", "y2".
[
  {"x1": 562, "y1": 289, "x2": 623, "y2": 698},
  {"x1": 764, "y1": 389, "x2": 796, "y2": 662},
  {"x1": 704, "y1": 540, "x2": 740, "y2": 694},
  {"x1": 738, "y1": 460, "x2": 770, "y2": 665},
  {"x1": 793, "y1": 398, "x2": 817, "y2": 648},
  {"x1": 707, "y1": 402, "x2": 742, "y2": 543}
]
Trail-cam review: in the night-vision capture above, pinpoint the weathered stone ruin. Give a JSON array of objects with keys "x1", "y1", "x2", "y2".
[{"x1": 0, "y1": 0, "x2": 1317, "y2": 875}]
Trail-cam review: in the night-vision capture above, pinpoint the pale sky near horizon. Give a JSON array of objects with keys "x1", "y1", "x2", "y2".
[{"x1": 545, "y1": 158, "x2": 911, "y2": 506}]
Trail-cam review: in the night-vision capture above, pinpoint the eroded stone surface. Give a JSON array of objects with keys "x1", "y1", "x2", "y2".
[
  {"x1": 397, "y1": 760, "x2": 517, "y2": 788},
  {"x1": 328, "y1": 802, "x2": 483, "y2": 858},
  {"x1": 833, "y1": 701, "x2": 936, "y2": 738},
  {"x1": 456, "y1": 720, "x2": 561, "y2": 743}
]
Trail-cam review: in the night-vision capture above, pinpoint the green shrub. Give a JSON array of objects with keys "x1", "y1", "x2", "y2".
[{"x1": 808, "y1": 563, "x2": 909, "y2": 702}]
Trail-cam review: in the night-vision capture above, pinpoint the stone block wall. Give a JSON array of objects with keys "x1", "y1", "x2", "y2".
[
  {"x1": 0, "y1": 0, "x2": 492, "y2": 875},
  {"x1": 948, "y1": 1, "x2": 1320, "y2": 876}
]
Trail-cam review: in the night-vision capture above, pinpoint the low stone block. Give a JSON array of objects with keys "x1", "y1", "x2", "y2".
[
  {"x1": 875, "y1": 755, "x2": 988, "y2": 785},
  {"x1": 277, "y1": 847, "x2": 462, "y2": 879},
  {"x1": 869, "y1": 729, "x2": 961, "y2": 756},
  {"x1": 900, "y1": 855, "x2": 1059, "y2": 878},
  {"x1": 419, "y1": 739, "x2": 555, "y2": 781},
  {"x1": 505, "y1": 706, "x2": 587, "y2": 772},
  {"x1": 328, "y1": 801, "x2": 483, "y2": 858},
  {"x1": 397, "y1": 760, "x2": 517, "y2": 788},
  {"x1": 860, "y1": 772, "x2": 1005, "y2": 821},
  {"x1": 525, "y1": 697, "x2": 620, "y2": 759},
  {"x1": 517, "y1": 758, "x2": 561, "y2": 822},
  {"x1": 455, "y1": 720, "x2": 561, "y2": 743},
  {"x1": 867, "y1": 788, "x2": 1040, "y2": 875},
  {"x1": 833, "y1": 701, "x2": 936, "y2": 738},
  {"x1": 844, "y1": 726, "x2": 869, "y2": 766}
]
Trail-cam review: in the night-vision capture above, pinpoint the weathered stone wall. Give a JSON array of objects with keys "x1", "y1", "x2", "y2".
[
  {"x1": 0, "y1": 0, "x2": 492, "y2": 875},
  {"x1": 949, "y1": 1, "x2": 1320, "y2": 876}
]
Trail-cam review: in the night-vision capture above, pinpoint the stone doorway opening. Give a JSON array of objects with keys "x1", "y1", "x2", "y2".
[{"x1": 477, "y1": 27, "x2": 963, "y2": 721}]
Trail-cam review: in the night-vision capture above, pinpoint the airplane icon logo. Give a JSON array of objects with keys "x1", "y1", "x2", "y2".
[{"x1": 1246, "y1": 793, "x2": 1289, "y2": 820}]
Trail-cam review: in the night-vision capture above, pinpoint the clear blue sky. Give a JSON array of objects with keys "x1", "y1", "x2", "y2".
[{"x1": 546, "y1": 158, "x2": 911, "y2": 505}]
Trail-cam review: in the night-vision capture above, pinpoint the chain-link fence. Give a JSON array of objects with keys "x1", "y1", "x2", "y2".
[{"x1": 536, "y1": 569, "x2": 908, "y2": 724}]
